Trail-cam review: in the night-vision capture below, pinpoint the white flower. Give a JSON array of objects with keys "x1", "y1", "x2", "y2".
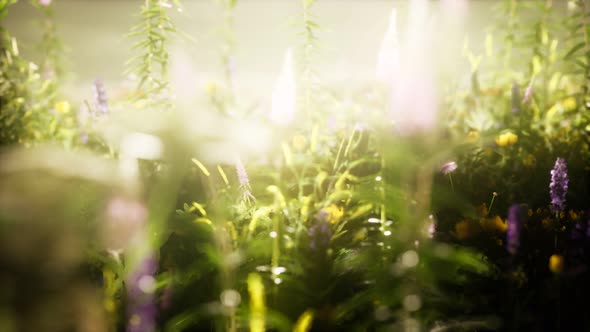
[
  {"x1": 376, "y1": 9, "x2": 400, "y2": 83},
  {"x1": 440, "y1": 161, "x2": 458, "y2": 175},
  {"x1": 270, "y1": 48, "x2": 296, "y2": 126}
]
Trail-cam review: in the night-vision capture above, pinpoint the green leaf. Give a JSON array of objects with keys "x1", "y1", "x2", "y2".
[{"x1": 564, "y1": 42, "x2": 585, "y2": 59}]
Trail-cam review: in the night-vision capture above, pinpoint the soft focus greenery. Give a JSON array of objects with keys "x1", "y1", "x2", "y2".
[{"x1": 1, "y1": 1, "x2": 590, "y2": 332}]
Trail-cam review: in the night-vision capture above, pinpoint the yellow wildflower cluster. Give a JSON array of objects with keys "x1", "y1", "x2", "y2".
[
  {"x1": 54, "y1": 101, "x2": 71, "y2": 114},
  {"x1": 323, "y1": 204, "x2": 344, "y2": 224},
  {"x1": 549, "y1": 254, "x2": 564, "y2": 274},
  {"x1": 547, "y1": 97, "x2": 577, "y2": 116},
  {"x1": 480, "y1": 215, "x2": 507, "y2": 233},
  {"x1": 454, "y1": 204, "x2": 508, "y2": 240},
  {"x1": 495, "y1": 131, "x2": 518, "y2": 147}
]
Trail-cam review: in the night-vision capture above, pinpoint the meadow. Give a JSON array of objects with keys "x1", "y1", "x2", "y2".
[{"x1": 1, "y1": 1, "x2": 589, "y2": 331}]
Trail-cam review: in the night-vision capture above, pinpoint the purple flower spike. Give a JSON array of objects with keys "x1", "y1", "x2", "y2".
[
  {"x1": 93, "y1": 79, "x2": 109, "y2": 115},
  {"x1": 308, "y1": 213, "x2": 332, "y2": 251},
  {"x1": 236, "y1": 158, "x2": 255, "y2": 202},
  {"x1": 507, "y1": 204, "x2": 527, "y2": 255},
  {"x1": 550, "y1": 158, "x2": 568, "y2": 213},
  {"x1": 127, "y1": 254, "x2": 158, "y2": 332}
]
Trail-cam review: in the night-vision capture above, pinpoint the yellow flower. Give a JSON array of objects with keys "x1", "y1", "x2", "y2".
[
  {"x1": 475, "y1": 203, "x2": 488, "y2": 217},
  {"x1": 454, "y1": 220, "x2": 480, "y2": 240},
  {"x1": 467, "y1": 130, "x2": 480, "y2": 143},
  {"x1": 549, "y1": 254, "x2": 564, "y2": 273},
  {"x1": 546, "y1": 97, "x2": 578, "y2": 120},
  {"x1": 562, "y1": 97, "x2": 577, "y2": 111},
  {"x1": 495, "y1": 131, "x2": 518, "y2": 147},
  {"x1": 480, "y1": 215, "x2": 507, "y2": 233},
  {"x1": 292, "y1": 135, "x2": 307, "y2": 151},
  {"x1": 323, "y1": 204, "x2": 344, "y2": 224},
  {"x1": 54, "y1": 101, "x2": 71, "y2": 114}
]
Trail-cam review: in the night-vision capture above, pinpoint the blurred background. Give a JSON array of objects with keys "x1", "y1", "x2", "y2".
[{"x1": 4, "y1": 0, "x2": 501, "y2": 100}]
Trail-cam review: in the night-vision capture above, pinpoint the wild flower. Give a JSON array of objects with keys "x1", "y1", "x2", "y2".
[
  {"x1": 495, "y1": 131, "x2": 518, "y2": 147},
  {"x1": 522, "y1": 78, "x2": 535, "y2": 104},
  {"x1": 480, "y1": 215, "x2": 507, "y2": 233},
  {"x1": 550, "y1": 157, "x2": 568, "y2": 213},
  {"x1": 127, "y1": 254, "x2": 158, "y2": 332},
  {"x1": 54, "y1": 101, "x2": 71, "y2": 114},
  {"x1": 93, "y1": 79, "x2": 109, "y2": 115},
  {"x1": 236, "y1": 158, "x2": 255, "y2": 202},
  {"x1": 548, "y1": 254, "x2": 564, "y2": 274},
  {"x1": 376, "y1": 9, "x2": 400, "y2": 83},
  {"x1": 379, "y1": 4, "x2": 439, "y2": 135},
  {"x1": 39, "y1": 0, "x2": 52, "y2": 6},
  {"x1": 440, "y1": 161, "x2": 457, "y2": 175},
  {"x1": 441, "y1": 161, "x2": 457, "y2": 192},
  {"x1": 308, "y1": 220, "x2": 332, "y2": 251},
  {"x1": 270, "y1": 48, "x2": 296, "y2": 126},
  {"x1": 318, "y1": 205, "x2": 344, "y2": 224},
  {"x1": 507, "y1": 204, "x2": 527, "y2": 255}
]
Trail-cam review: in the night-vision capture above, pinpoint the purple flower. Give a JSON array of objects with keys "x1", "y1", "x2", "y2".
[
  {"x1": 236, "y1": 158, "x2": 255, "y2": 202},
  {"x1": 522, "y1": 80, "x2": 534, "y2": 104},
  {"x1": 93, "y1": 79, "x2": 109, "y2": 115},
  {"x1": 308, "y1": 212, "x2": 332, "y2": 251},
  {"x1": 440, "y1": 161, "x2": 457, "y2": 175},
  {"x1": 236, "y1": 158, "x2": 249, "y2": 187},
  {"x1": 127, "y1": 254, "x2": 158, "y2": 332},
  {"x1": 550, "y1": 158, "x2": 568, "y2": 212},
  {"x1": 80, "y1": 131, "x2": 88, "y2": 144},
  {"x1": 507, "y1": 204, "x2": 527, "y2": 255}
]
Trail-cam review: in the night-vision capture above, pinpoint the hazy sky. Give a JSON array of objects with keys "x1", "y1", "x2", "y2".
[{"x1": 3, "y1": 1, "x2": 545, "y2": 100}]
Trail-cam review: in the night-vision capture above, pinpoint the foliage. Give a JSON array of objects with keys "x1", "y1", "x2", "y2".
[{"x1": 1, "y1": 0, "x2": 590, "y2": 331}]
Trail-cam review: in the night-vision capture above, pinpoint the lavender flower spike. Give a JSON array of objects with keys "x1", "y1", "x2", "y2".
[
  {"x1": 308, "y1": 210, "x2": 333, "y2": 251},
  {"x1": 93, "y1": 79, "x2": 109, "y2": 115},
  {"x1": 236, "y1": 158, "x2": 255, "y2": 202},
  {"x1": 550, "y1": 158, "x2": 569, "y2": 212},
  {"x1": 507, "y1": 204, "x2": 527, "y2": 255},
  {"x1": 127, "y1": 254, "x2": 158, "y2": 332}
]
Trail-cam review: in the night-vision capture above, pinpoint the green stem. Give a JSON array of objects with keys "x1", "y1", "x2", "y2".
[
  {"x1": 488, "y1": 194, "x2": 497, "y2": 215},
  {"x1": 448, "y1": 173, "x2": 455, "y2": 193}
]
